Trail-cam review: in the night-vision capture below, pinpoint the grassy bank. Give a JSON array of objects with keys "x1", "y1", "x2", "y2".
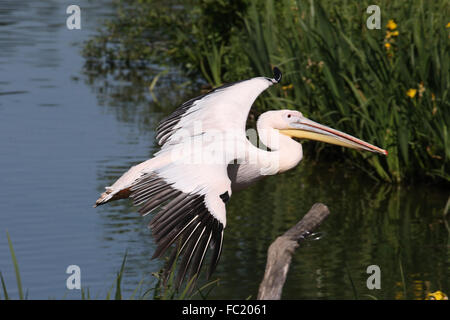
[{"x1": 83, "y1": 0, "x2": 449, "y2": 183}]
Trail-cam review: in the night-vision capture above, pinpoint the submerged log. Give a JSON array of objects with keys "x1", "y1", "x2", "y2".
[{"x1": 257, "y1": 203, "x2": 330, "y2": 300}]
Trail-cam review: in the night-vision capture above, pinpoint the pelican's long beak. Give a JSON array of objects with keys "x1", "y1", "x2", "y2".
[{"x1": 280, "y1": 118, "x2": 388, "y2": 155}]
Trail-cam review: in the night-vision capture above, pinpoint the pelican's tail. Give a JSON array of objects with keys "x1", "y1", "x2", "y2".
[
  {"x1": 94, "y1": 190, "x2": 111, "y2": 207},
  {"x1": 94, "y1": 187, "x2": 131, "y2": 207},
  {"x1": 93, "y1": 153, "x2": 171, "y2": 208}
]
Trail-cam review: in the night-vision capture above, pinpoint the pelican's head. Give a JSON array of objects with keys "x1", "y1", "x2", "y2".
[{"x1": 259, "y1": 110, "x2": 387, "y2": 155}]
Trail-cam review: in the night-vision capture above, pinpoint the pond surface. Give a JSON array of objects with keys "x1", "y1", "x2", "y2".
[{"x1": 0, "y1": 1, "x2": 448, "y2": 300}]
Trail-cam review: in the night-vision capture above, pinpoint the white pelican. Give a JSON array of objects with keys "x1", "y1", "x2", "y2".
[{"x1": 94, "y1": 68, "x2": 387, "y2": 286}]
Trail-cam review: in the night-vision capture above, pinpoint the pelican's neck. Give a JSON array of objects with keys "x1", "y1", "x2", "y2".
[{"x1": 256, "y1": 116, "x2": 303, "y2": 173}]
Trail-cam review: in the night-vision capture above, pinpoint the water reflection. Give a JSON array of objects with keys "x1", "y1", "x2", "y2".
[{"x1": 210, "y1": 164, "x2": 449, "y2": 299}]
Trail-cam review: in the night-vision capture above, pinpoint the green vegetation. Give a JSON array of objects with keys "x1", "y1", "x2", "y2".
[{"x1": 83, "y1": 0, "x2": 449, "y2": 183}]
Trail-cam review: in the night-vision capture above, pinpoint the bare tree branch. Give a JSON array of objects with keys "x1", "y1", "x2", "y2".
[{"x1": 257, "y1": 203, "x2": 330, "y2": 300}]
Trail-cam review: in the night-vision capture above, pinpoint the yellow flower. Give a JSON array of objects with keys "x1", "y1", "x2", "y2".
[
  {"x1": 385, "y1": 42, "x2": 391, "y2": 50},
  {"x1": 446, "y1": 22, "x2": 450, "y2": 28},
  {"x1": 386, "y1": 30, "x2": 399, "y2": 39},
  {"x1": 406, "y1": 88, "x2": 417, "y2": 98},
  {"x1": 282, "y1": 84, "x2": 293, "y2": 91},
  {"x1": 387, "y1": 19, "x2": 397, "y2": 30},
  {"x1": 426, "y1": 291, "x2": 448, "y2": 300}
]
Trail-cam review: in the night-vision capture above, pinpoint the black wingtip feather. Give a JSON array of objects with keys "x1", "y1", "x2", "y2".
[
  {"x1": 175, "y1": 222, "x2": 206, "y2": 288},
  {"x1": 273, "y1": 66, "x2": 282, "y2": 83},
  {"x1": 208, "y1": 221, "x2": 224, "y2": 279},
  {"x1": 188, "y1": 215, "x2": 213, "y2": 279},
  {"x1": 129, "y1": 173, "x2": 226, "y2": 289}
]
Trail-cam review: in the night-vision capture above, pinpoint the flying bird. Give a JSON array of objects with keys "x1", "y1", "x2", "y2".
[{"x1": 94, "y1": 67, "x2": 387, "y2": 287}]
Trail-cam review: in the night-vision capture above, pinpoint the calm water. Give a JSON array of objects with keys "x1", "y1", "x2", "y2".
[{"x1": 0, "y1": 1, "x2": 448, "y2": 300}]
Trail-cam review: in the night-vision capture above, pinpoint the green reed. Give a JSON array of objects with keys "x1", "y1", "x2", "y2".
[{"x1": 242, "y1": 0, "x2": 449, "y2": 183}]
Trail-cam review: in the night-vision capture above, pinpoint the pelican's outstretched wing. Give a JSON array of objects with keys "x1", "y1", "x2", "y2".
[
  {"x1": 95, "y1": 69, "x2": 282, "y2": 285},
  {"x1": 129, "y1": 162, "x2": 231, "y2": 287},
  {"x1": 140, "y1": 69, "x2": 281, "y2": 285},
  {"x1": 156, "y1": 68, "x2": 282, "y2": 147},
  {"x1": 94, "y1": 68, "x2": 281, "y2": 207}
]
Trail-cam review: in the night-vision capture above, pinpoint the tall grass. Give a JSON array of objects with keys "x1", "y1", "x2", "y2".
[
  {"x1": 0, "y1": 232, "x2": 24, "y2": 300},
  {"x1": 243, "y1": 0, "x2": 449, "y2": 183}
]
